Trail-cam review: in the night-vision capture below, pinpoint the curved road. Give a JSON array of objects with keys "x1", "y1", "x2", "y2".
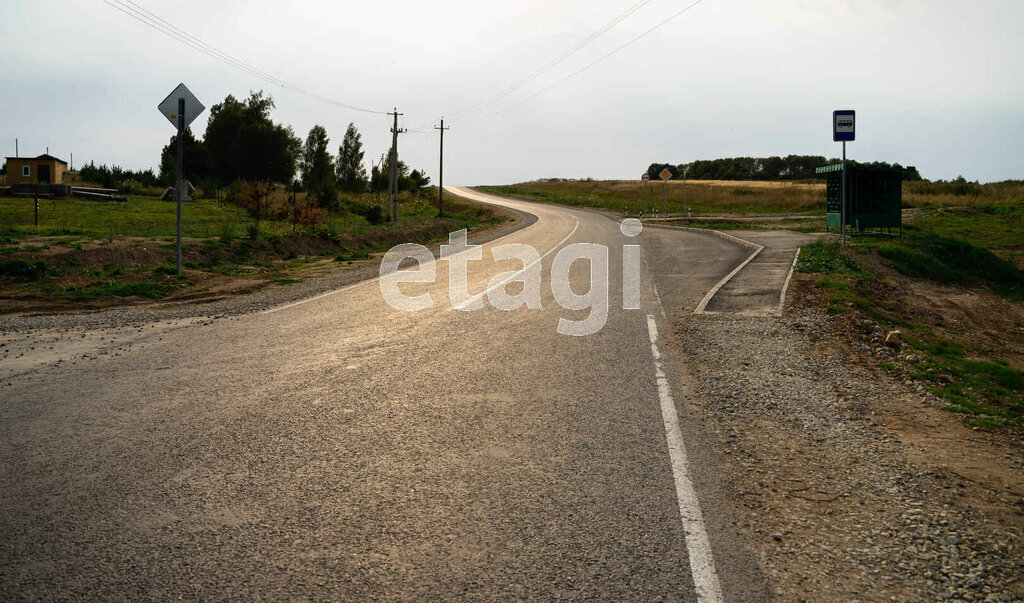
[{"x1": 1, "y1": 188, "x2": 767, "y2": 600}]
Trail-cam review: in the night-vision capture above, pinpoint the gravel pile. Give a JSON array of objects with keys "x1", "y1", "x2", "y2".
[{"x1": 672, "y1": 311, "x2": 1024, "y2": 601}]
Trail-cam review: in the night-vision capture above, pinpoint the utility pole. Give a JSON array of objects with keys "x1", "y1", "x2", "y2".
[
  {"x1": 387, "y1": 109, "x2": 405, "y2": 221},
  {"x1": 434, "y1": 118, "x2": 450, "y2": 217}
]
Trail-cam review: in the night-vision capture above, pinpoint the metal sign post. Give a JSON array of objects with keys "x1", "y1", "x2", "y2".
[
  {"x1": 158, "y1": 83, "x2": 205, "y2": 275},
  {"x1": 659, "y1": 168, "x2": 673, "y2": 218},
  {"x1": 833, "y1": 110, "x2": 855, "y2": 248},
  {"x1": 176, "y1": 98, "x2": 184, "y2": 275},
  {"x1": 641, "y1": 173, "x2": 650, "y2": 214}
]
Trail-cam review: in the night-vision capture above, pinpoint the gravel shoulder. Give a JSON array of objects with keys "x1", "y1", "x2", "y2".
[{"x1": 670, "y1": 310, "x2": 1024, "y2": 601}]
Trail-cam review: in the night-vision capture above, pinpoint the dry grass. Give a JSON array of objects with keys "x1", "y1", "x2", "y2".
[
  {"x1": 480, "y1": 179, "x2": 823, "y2": 214},
  {"x1": 481, "y1": 178, "x2": 1023, "y2": 218}
]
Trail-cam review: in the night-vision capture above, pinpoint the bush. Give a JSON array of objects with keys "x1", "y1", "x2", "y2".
[
  {"x1": 348, "y1": 201, "x2": 384, "y2": 225},
  {"x1": 219, "y1": 221, "x2": 237, "y2": 243},
  {"x1": 0, "y1": 259, "x2": 63, "y2": 280},
  {"x1": 153, "y1": 264, "x2": 177, "y2": 276}
]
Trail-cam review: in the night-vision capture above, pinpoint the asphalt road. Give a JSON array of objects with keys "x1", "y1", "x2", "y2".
[{"x1": 1, "y1": 188, "x2": 768, "y2": 600}]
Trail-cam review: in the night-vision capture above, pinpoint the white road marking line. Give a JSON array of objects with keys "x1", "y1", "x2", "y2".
[
  {"x1": 646, "y1": 314, "x2": 724, "y2": 603},
  {"x1": 777, "y1": 247, "x2": 801, "y2": 316},
  {"x1": 450, "y1": 218, "x2": 579, "y2": 311}
]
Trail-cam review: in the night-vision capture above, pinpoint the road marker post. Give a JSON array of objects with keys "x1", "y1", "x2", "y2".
[{"x1": 833, "y1": 110, "x2": 855, "y2": 248}]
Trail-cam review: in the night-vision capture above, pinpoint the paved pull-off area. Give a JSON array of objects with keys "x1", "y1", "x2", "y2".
[{"x1": 1, "y1": 188, "x2": 775, "y2": 600}]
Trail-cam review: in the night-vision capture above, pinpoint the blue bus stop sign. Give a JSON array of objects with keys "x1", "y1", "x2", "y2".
[{"x1": 833, "y1": 110, "x2": 855, "y2": 142}]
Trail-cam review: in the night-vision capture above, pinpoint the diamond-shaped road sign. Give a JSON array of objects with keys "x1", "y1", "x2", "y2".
[
  {"x1": 158, "y1": 83, "x2": 205, "y2": 129},
  {"x1": 659, "y1": 168, "x2": 673, "y2": 181}
]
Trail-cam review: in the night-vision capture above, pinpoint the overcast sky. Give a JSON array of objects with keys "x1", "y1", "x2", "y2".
[{"x1": 3, "y1": 0, "x2": 1021, "y2": 184}]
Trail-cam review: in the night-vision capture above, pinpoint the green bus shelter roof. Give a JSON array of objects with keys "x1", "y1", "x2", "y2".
[{"x1": 816, "y1": 163, "x2": 905, "y2": 175}]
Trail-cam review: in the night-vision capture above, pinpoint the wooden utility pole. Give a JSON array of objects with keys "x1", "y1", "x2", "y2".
[
  {"x1": 434, "y1": 118, "x2": 450, "y2": 217},
  {"x1": 387, "y1": 109, "x2": 405, "y2": 221}
]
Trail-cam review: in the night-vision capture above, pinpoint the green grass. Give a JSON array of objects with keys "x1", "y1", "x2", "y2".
[
  {"x1": 64, "y1": 280, "x2": 176, "y2": 301},
  {"x1": 797, "y1": 240, "x2": 868, "y2": 278},
  {"x1": 903, "y1": 335, "x2": 1024, "y2": 429},
  {"x1": 334, "y1": 251, "x2": 372, "y2": 262},
  {"x1": 0, "y1": 304, "x2": 25, "y2": 314},
  {"x1": 867, "y1": 234, "x2": 1023, "y2": 298},
  {"x1": 0, "y1": 191, "x2": 506, "y2": 245},
  {"x1": 906, "y1": 204, "x2": 1023, "y2": 251}
]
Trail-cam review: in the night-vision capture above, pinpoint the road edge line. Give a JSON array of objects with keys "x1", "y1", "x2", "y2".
[
  {"x1": 646, "y1": 314, "x2": 725, "y2": 603},
  {"x1": 777, "y1": 247, "x2": 801, "y2": 317}
]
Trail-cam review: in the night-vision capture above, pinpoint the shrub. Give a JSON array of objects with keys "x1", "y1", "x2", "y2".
[{"x1": 0, "y1": 259, "x2": 63, "y2": 280}]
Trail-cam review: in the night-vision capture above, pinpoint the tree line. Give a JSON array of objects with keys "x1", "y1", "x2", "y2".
[
  {"x1": 646, "y1": 156, "x2": 923, "y2": 181},
  {"x1": 155, "y1": 91, "x2": 429, "y2": 210}
]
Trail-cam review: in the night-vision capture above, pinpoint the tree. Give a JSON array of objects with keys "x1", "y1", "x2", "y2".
[
  {"x1": 301, "y1": 125, "x2": 336, "y2": 207},
  {"x1": 203, "y1": 91, "x2": 299, "y2": 184},
  {"x1": 159, "y1": 128, "x2": 210, "y2": 185},
  {"x1": 336, "y1": 123, "x2": 368, "y2": 192},
  {"x1": 407, "y1": 169, "x2": 430, "y2": 190}
]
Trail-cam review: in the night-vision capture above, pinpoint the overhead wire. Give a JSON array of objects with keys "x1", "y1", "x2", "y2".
[
  {"x1": 495, "y1": 0, "x2": 705, "y2": 116},
  {"x1": 408, "y1": 0, "x2": 656, "y2": 133},
  {"x1": 451, "y1": 0, "x2": 654, "y2": 120},
  {"x1": 99, "y1": 0, "x2": 389, "y2": 115}
]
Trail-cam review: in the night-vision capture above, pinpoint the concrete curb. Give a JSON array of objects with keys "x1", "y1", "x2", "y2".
[
  {"x1": 777, "y1": 247, "x2": 801, "y2": 317},
  {"x1": 644, "y1": 224, "x2": 767, "y2": 315}
]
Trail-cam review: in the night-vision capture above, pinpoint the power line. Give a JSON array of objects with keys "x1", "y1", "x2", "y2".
[
  {"x1": 496, "y1": 0, "x2": 705, "y2": 115},
  {"x1": 99, "y1": 0, "x2": 389, "y2": 115},
  {"x1": 451, "y1": 0, "x2": 654, "y2": 120},
  {"x1": 409, "y1": 0, "x2": 655, "y2": 133}
]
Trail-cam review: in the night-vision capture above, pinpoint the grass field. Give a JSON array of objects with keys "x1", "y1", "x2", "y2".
[
  {"x1": 480, "y1": 179, "x2": 824, "y2": 215},
  {"x1": 480, "y1": 178, "x2": 1024, "y2": 216},
  {"x1": 0, "y1": 190, "x2": 508, "y2": 309},
  {"x1": 0, "y1": 190, "x2": 486, "y2": 242},
  {"x1": 481, "y1": 178, "x2": 1024, "y2": 264}
]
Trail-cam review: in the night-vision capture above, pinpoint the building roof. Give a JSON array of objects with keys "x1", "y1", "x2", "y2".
[{"x1": 4, "y1": 154, "x2": 68, "y2": 165}]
